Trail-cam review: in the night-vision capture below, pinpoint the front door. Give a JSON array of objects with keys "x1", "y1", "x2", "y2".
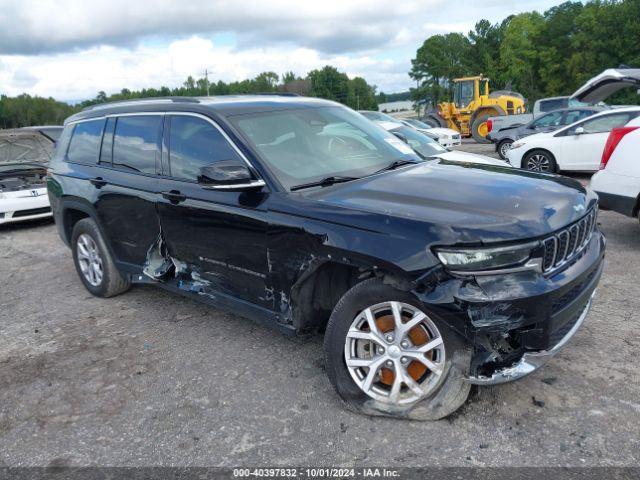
[{"x1": 156, "y1": 114, "x2": 270, "y2": 306}]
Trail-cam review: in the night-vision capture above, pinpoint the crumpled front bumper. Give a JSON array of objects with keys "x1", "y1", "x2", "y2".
[{"x1": 466, "y1": 290, "x2": 596, "y2": 385}]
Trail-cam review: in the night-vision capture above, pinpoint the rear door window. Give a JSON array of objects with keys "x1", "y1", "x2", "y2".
[
  {"x1": 112, "y1": 115, "x2": 162, "y2": 174},
  {"x1": 67, "y1": 119, "x2": 105, "y2": 164}
]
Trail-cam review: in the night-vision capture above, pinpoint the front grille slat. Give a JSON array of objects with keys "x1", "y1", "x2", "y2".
[{"x1": 542, "y1": 207, "x2": 597, "y2": 274}]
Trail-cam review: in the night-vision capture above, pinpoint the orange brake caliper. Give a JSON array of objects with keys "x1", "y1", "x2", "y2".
[{"x1": 374, "y1": 314, "x2": 432, "y2": 386}]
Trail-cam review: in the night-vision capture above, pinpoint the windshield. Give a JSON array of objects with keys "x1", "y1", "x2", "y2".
[
  {"x1": 359, "y1": 111, "x2": 401, "y2": 123},
  {"x1": 232, "y1": 107, "x2": 421, "y2": 190},
  {"x1": 390, "y1": 125, "x2": 447, "y2": 158},
  {"x1": 454, "y1": 80, "x2": 475, "y2": 108},
  {"x1": 405, "y1": 119, "x2": 432, "y2": 129}
]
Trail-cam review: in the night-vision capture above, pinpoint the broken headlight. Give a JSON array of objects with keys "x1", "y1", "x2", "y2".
[{"x1": 434, "y1": 242, "x2": 539, "y2": 273}]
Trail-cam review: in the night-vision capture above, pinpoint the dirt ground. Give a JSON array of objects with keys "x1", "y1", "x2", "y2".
[{"x1": 1, "y1": 148, "x2": 639, "y2": 467}]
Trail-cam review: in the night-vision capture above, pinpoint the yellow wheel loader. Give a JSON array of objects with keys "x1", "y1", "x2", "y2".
[{"x1": 423, "y1": 76, "x2": 526, "y2": 144}]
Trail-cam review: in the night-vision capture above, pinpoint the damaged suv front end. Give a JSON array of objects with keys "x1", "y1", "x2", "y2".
[{"x1": 422, "y1": 205, "x2": 603, "y2": 383}]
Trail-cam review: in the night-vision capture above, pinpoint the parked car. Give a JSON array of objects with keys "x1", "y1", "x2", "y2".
[
  {"x1": 488, "y1": 107, "x2": 604, "y2": 159},
  {"x1": 376, "y1": 121, "x2": 504, "y2": 166},
  {"x1": 591, "y1": 119, "x2": 640, "y2": 221},
  {"x1": 507, "y1": 107, "x2": 640, "y2": 172},
  {"x1": 0, "y1": 126, "x2": 62, "y2": 225},
  {"x1": 586, "y1": 68, "x2": 640, "y2": 221},
  {"x1": 358, "y1": 110, "x2": 402, "y2": 123},
  {"x1": 400, "y1": 119, "x2": 462, "y2": 148},
  {"x1": 48, "y1": 96, "x2": 604, "y2": 420},
  {"x1": 487, "y1": 96, "x2": 592, "y2": 135}
]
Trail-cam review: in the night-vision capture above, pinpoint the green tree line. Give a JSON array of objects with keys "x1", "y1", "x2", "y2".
[
  {"x1": 410, "y1": 0, "x2": 640, "y2": 106},
  {"x1": 0, "y1": 66, "x2": 378, "y2": 129}
]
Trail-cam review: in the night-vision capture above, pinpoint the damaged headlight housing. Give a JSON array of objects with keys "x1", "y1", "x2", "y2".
[{"x1": 434, "y1": 241, "x2": 539, "y2": 273}]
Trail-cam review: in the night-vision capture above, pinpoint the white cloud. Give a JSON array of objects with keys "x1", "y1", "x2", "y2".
[
  {"x1": 0, "y1": 0, "x2": 434, "y2": 55},
  {"x1": 0, "y1": 37, "x2": 412, "y2": 101},
  {"x1": 0, "y1": 0, "x2": 567, "y2": 100}
]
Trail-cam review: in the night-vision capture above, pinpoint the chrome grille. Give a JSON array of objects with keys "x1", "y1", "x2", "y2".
[{"x1": 542, "y1": 209, "x2": 597, "y2": 274}]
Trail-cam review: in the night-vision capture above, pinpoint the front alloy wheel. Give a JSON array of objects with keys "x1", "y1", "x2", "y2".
[
  {"x1": 526, "y1": 153, "x2": 552, "y2": 172},
  {"x1": 499, "y1": 140, "x2": 513, "y2": 160},
  {"x1": 344, "y1": 301, "x2": 445, "y2": 405},
  {"x1": 324, "y1": 277, "x2": 471, "y2": 420}
]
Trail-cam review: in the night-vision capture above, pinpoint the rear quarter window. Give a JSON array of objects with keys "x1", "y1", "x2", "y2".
[{"x1": 67, "y1": 119, "x2": 105, "y2": 164}]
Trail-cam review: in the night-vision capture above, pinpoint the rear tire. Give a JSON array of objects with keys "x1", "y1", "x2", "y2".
[
  {"x1": 71, "y1": 218, "x2": 131, "y2": 297},
  {"x1": 523, "y1": 149, "x2": 557, "y2": 173},
  {"x1": 423, "y1": 114, "x2": 447, "y2": 128},
  {"x1": 497, "y1": 139, "x2": 513, "y2": 160},
  {"x1": 324, "y1": 277, "x2": 471, "y2": 420},
  {"x1": 471, "y1": 113, "x2": 493, "y2": 144}
]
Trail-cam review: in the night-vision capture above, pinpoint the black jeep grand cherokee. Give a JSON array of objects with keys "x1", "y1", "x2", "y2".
[{"x1": 48, "y1": 96, "x2": 604, "y2": 419}]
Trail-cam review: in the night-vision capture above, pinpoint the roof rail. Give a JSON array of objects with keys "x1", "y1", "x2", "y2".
[
  {"x1": 82, "y1": 96, "x2": 201, "y2": 112},
  {"x1": 253, "y1": 92, "x2": 300, "y2": 97}
]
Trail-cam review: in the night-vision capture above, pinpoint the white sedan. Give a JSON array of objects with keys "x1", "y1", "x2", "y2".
[
  {"x1": 0, "y1": 126, "x2": 61, "y2": 225},
  {"x1": 377, "y1": 121, "x2": 508, "y2": 167},
  {"x1": 400, "y1": 119, "x2": 462, "y2": 148},
  {"x1": 507, "y1": 106, "x2": 640, "y2": 173}
]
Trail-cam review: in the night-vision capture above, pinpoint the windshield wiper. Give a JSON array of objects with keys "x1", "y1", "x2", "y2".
[
  {"x1": 372, "y1": 159, "x2": 419, "y2": 174},
  {"x1": 290, "y1": 175, "x2": 360, "y2": 191}
]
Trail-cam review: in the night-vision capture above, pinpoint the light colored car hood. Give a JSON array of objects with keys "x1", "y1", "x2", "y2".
[
  {"x1": 432, "y1": 150, "x2": 509, "y2": 166},
  {"x1": 418, "y1": 127, "x2": 459, "y2": 138}
]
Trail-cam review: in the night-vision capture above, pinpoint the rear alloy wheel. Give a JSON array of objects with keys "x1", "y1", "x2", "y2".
[
  {"x1": 71, "y1": 218, "x2": 131, "y2": 297},
  {"x1": 344, "y1": 301, "x2": 445, "y2": 406},
  {"x1": 76, "y1": 233, "x2": 103, "y2": 287},
  {"x1": 324, "y1": 278, "x2": 471, "y2": 420},
  {"x1": 524, "y1": 149, "x2": 557, "y2": 173},
  {"x1": 498, "y1": 139, "x2": 513, "y2": 160}
]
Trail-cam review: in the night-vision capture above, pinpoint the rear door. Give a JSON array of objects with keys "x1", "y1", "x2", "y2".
[
  {"x1": 556, "y1": 111, "x2": 640, "y2": 170},
  {"x1": 156, "y1": 113, "x2": 270, "y2": 306},
  {"x1": 93, "y1": 114, "x2": 163, "y2": 268}
]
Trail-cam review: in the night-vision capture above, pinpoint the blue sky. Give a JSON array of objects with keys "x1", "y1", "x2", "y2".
[{"x1": 0, "y1": 0, "x2": 568, "y2": 101}]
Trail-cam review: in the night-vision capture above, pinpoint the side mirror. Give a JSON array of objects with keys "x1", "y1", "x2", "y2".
[
  {"x1": 574, "y1": 126, "x2": 585, "y2": 135},
  {"x1": 198, "y1": 160, "x2": 265, "y2": 191}
]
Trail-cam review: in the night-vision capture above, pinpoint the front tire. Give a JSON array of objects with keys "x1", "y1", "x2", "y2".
[
  {"x1": 523, "y1": 149, "x2": 557, "y2": 173},
  {"x1": 71, "y1": 218, "x2": 131, "y2": 297},
  {"x1": 497, "y1": 139, "x2": 513, "y2": 160},
  {"x1": 324, "y1": 278, "x2": 471, "y2": 420}
]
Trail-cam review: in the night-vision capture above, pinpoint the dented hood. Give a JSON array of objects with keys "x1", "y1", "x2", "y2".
[
  {"x1": 304, "y1": 161, "x2": 595, "y2": 244},
  {"x1": 571, "y1": 68, "x2": 640, "y2": 103}
]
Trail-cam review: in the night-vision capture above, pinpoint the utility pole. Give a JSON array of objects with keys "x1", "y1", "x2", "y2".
[{"x1": 204, "y1": 69, "x2": 210, "y2": 96}]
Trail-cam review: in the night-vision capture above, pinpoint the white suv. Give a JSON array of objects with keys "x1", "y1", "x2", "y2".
[{"x1": 591, "y1": 116, "x2": 640, "y2": 221}]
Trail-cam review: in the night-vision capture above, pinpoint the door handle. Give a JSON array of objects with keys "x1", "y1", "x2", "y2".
[
  {"x1": 90, "y1": 177, "x2": 107, "y2": 188},
  {"x1": 161, "y1": 190, "x2": 187, "y2": 204}
]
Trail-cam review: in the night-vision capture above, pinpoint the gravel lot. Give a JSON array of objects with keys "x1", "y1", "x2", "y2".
[{"x1": 1, "y1": 145, "x2": 639, "y2": 467}]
